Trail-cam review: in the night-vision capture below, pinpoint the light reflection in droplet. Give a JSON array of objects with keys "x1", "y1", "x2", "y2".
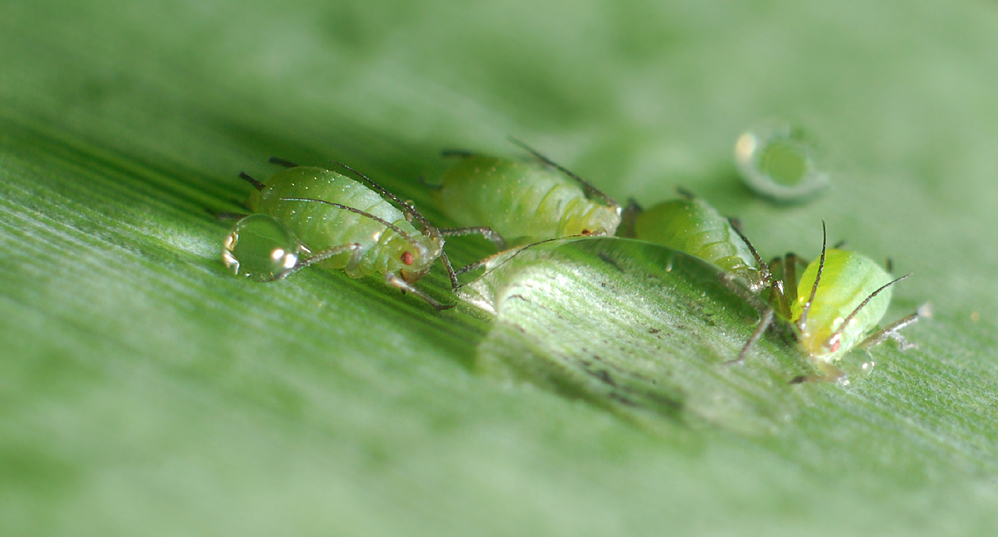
[{"x1": 734, "y1": 119, "x2": 828, "y2": 203}]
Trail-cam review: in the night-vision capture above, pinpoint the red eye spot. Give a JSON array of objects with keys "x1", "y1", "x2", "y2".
[
  {"x1": 829, "y1": 339, "x2": 840, "y2": 353},
  {"x1": 401, "y1": 251, "x2": 414, "y2": 265},
  {"x1": 581, "y1": 229, "x2": 592, "y2": 235}
]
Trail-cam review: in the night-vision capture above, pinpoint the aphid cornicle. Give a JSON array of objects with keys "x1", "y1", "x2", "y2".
[
  {"x1": 435, "y1": 139, "x2": 622, "y2": 249},
  {"x1": 222, "y1": 158, "x2": 468, "y2": 311}
]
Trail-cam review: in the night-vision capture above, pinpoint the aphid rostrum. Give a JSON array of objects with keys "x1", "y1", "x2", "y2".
[
  {"x1": 222, "y1": 158, "x2": 474, "y2": 311},
  {"x1": 434, "y1": 139, "x2": 622, "y2": 248}
]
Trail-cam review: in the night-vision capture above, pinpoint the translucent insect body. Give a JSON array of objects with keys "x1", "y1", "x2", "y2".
[
  {"x1": 740, "y1": 222, "x2": 920, "y2": 380},
  {"x1": 223, "y1": 158, "x2": 463, "y2": 310},
  {"x1": 624, "y1": 193, "x2": 766, "y2": 292},
  {"x1": 436, "y1": 139, "x2": 622, "y2": 248},
  {"x1": 624, "y1": 193, "x2": 919, "y2": 380}
]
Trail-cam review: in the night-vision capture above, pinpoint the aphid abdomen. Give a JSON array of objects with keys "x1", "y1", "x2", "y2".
[
  {"x1": 249, "y1": 167, "x2": 413, "y2": 277},
  {"x1": 438, "y1": 155, "x2": 618, "y2": 246},
  {"x1": 792, "y1": 249, "x2": 893, "y2": 361},
  {"x1": 634, "y1": 199, "x2": 758, "y2": 279}
]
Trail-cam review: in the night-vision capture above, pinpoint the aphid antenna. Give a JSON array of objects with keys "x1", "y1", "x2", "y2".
[
  {"x1": 506, "y1": 136, "x2": 619, "y2": 209},
  {"x1": 798, "y1": 220, "x2": 828, "y2": 333},
  {"x1": 279, "y1": 197, "x2": 421, "y2": 247},
  {"x1": 239, "y1": 172, "x2": 266, "y2": 191},
  {"x1": 824, "y1": 273, "x2": 912, "y2": 349},
  {"x1": 727, "y1": 217, "x2": 775, "y2": 294},
  {"x1": 328, "y1": 160, "x2": 443, "y2": 239}
]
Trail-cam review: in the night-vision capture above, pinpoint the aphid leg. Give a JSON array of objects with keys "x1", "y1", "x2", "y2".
[
  {"x1": 385, "y1": 273, "x2": 452, "y2": 311},
  {"x1": 453, "y1": 256, "x2": 493, "y2": 278},
  {"x1": 856, "y1": 311, "x2": 921, "y2": 351},
  {"x1": 437, "y1": 226, "x2": 507, "y2": 251},
  {"x1": 437, "y1": 250, "x2": 461, "y2": 291},
  {"x1": 269, "y1": 157, "x2": 299, "y2": 169},
  {"x1": 726, "y1": 308, "x2": 774, "y2": 366},
  {"x1": 832, "y1": 239, "x2": 848, "y2": 249},
  {"x1": 885, "y1": 258, "x2": 894, "y2": 273},
  {"x1": 507, "y1": 137, "x2": 619, "y2": 209},
  {"x1": 239, "y1": 172, "x2": 266, "y2": 191}
]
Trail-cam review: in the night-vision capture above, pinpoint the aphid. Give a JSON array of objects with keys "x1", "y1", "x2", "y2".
[
  {"x1": 434, "y1": 139, "x2": 622, "y2": 248},
  {"x1": 621, "y1": 194, "x2": 920, "y2": 380},
  {"x1": 621, "y1": 191, "x2": 768, "y2": 292},
  {"x1": 734, "y1": 119, "x2": 829, "y2": 203},
  {"x1": 222, "y1": 158, "x2": 468, "y2": 311},
  {"x1": 735, "y1": 222, "x2": 921, "y2": 381}
]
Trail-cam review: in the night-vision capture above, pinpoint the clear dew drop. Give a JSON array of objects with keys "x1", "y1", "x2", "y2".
[
  {"x1": 222, "y1": 214, "x2": 302, "y2": 282},
  {"x1": 734, "y1": 119, "x2": 829, "y2": 203}
]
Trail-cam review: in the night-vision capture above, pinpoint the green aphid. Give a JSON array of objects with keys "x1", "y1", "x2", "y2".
[
  {"x1": 434, "y1": 139, "x2": 622, "y2": 249},
  {"x1": 740, "y1": 222, "x2": 922, "y2": 381},
  {"x1": 222, "y1": 158, "x2": 484, "y2": 311},
  {"x1": 622, "y1": 194, "x2": 921, "y2": 381},
  {"x1": 622, "y1": 191, "x2": 767, "y2": 293}
]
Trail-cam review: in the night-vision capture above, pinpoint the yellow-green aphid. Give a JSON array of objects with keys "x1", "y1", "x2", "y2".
[
  {"x1": 222, "y1": 158, "x2": 461, "y2": 311},
  {"x1": 436, "y1": 139, "x2": 622, "y2": 248},
  {"x1": 741, "y1": 222, "x2": 921, "y2": 381},
  {"x1": 623, "y1": 192, "x2": 767, "y2": 292}
]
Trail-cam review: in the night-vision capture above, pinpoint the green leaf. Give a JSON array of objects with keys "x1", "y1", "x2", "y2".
[{"x1": 3, "y1": 1, "x2": 998, "y2": 535}]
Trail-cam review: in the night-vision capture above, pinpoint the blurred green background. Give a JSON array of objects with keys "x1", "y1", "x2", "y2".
[{"x1": 3, "y1": 1, "x2": 998, "y2": 535}]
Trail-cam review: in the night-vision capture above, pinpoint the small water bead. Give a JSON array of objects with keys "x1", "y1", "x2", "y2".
[
  {"x1": 734, "y1": 120, "x2": 828, "y2": 203},
  {"x1": 222, "y1": 214, "x2": 303, "y2": 282}
]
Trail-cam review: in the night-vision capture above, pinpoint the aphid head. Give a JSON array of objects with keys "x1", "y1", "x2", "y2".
[{"x1": 398, "y1": 235, "x2": 444, "y2": 284}]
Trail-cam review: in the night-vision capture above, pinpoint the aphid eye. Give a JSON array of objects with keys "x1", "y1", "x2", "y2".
[
  {"x1": 581, "y1": 229, "x2": 592, "y2": 235},
  {"x1": 401, "y1": 251, "x2": 415, "y2": 265}
]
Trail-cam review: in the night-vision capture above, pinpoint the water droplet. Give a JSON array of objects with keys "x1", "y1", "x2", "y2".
[
  {"x1": 222, "y1": 214, "x2": 302, "y2": 281},
  {"x1": 734, "y1": 120, "x2": 828, "y2": 203}
]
